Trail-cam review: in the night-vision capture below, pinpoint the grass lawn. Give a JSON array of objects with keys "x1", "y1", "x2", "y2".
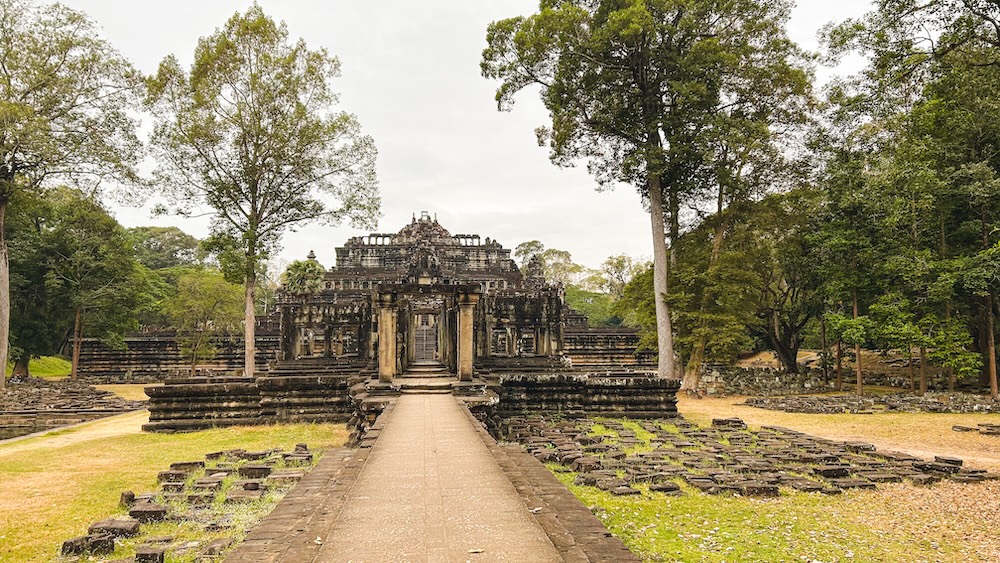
[
  {"x1": 0, "y1": 411, "x2": 348, "y2": 562},
  {"x1": 5, "y1": 356, "x2": 72, "y2": 380},
  {"x1": 539, "y1": 395, "x2": 1000, "y2": 562},
  {"x1": 555, "y1": 467, "x2": 1000, "y2": 562}
]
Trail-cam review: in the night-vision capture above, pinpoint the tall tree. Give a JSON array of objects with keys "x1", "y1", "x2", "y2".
[
  {"x1": 0, "y1": 0, "x2": 141, "y2": 388},
  {"x1": 146, "y1": 5, "x2": 379, "y2": 377},
  {"x1": 483, "y1": 0, "x2": 810, "y2": 379},
  {"x1": 44, "y1": 188, "x2": 151, "y2": 378}
]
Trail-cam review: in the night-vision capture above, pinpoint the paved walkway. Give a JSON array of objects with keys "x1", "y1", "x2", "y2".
[{"x1": 231, "y1": 394, "x2": 562, "y2": 562}]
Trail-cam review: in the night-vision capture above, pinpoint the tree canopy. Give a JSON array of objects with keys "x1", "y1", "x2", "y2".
[
  {"x1": 483, "y1": 0, "x2": 812, "y2": 379},
  {"x1": 0, "y1": 0, "x2": 142, "y2": 387},
  {"x1": 146, "y1": 5, "x2": 380, "y2": 377}
]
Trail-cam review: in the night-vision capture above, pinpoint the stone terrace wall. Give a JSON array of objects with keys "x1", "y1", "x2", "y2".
[
  {"x1": 497, "y1": 373, "x2": 679, "y2": 418},
  {"x1": 143, "y1": 358, "x2": 365, "y2": 432},
  {"x1": 697, "y1": 364, "x2": 916, "y2": 397},
  {"x1": 563, "y1": 328, "x2": 655, "y2": 368},
  {"x1": 77, "y1": 333, "x2": 280, "y2": 383}
]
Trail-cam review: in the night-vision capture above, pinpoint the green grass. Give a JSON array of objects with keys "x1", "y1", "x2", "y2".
[
  {"x1": 550, "y1": 467, "x2": 963, "y2": 563},
  {"x1": 0, "y1": 413, "x2": 348, "y2": 562},
  {"x1": 5, "y1": 356, "x2": 72, "y2": 379}
]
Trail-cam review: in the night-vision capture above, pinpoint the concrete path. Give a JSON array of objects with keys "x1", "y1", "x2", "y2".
[
  {"x1": 232, "y1": 394, "x2": 563, "y2": 562},
  {"x1": 317, "y1": 394, "x2": 561, "y2": 562}
]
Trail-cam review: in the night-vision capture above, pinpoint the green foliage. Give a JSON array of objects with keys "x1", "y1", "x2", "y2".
[
  {"x1": 564, "y1": 285, "x2": 620, "y2": 328},
  {"x1": 162, "y1": 270, "x2": 244, "y2": 372},
  {"x1": 595, "y1": 254, "x2": 648, "y2": 300},
  {"x1": 146, "y1": 5, "x2": 380, "y2": 375},
  {"x1": 513, "y1": 240, "x2": 545, "y2": 267},
  {"x1": 44, "y1": 188, "x2": 153, "y2": 350},
  {"x1": 0, "y1": 0, "x2": 142, "y2": 197},
  {"x1": 513, "y1": 241, "x2": 589, "y2": 286},
  {"x1": 826, "y1": 312, "x2": 873, "y2": 348},
  {"x1": 613, "y1": 266, "x2": 657, "y2": 350},
  {"x1": 281, "y1": 258, "x2": 326, "y2": 296},
  {"x1": 0, "y1": 0, "x2": 142, "y2": 385},
  {"x1": 146, "y1": 4, "x2": 380, "y2": 271},
  {"x1": 921, "y1": 314, "x2": 983, "y2": 381},
  {"x1": 7, "y1": 188, "x2": 152, "y2": 374},
  {"x1": 127, "y1": 226, "x2": 203, "y2": 270}
]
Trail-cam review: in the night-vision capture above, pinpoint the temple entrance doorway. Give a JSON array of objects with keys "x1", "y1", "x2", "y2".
[{"x1": 413, "y1": 313, "x2": 438, "y2": 362}]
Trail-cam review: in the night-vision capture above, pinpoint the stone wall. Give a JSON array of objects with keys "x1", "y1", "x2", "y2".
[
  {"x1": 496, "y1": 372, "x2": 679, "y2": 418},
  {"x1": 76, "y1": 332, "x2": 280, "y2": 383},
  {"x1": 563, "y1": 328, "x2": 655, "y2": 369},
  {"x1": 143, "y1": 359, "x2": 365, "y2": 432},
  {"x1": 145, "y1": 368, "x2": 680, "y2": 432},
  {"x1": 696, "y1": 364, "x2": 918, "y2": 397}
]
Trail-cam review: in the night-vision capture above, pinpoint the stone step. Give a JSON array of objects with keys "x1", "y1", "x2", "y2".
[
  {"x1": 398, "y1": 379, "x2": 455, "y2": 394},
  {"x1": 398, "y1": 372, "x2": 454, "y2": 379}
]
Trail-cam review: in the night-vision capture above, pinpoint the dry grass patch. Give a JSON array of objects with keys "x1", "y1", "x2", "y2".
[
  {"x1": 678, "y1": 394, "x2": 1000, "y2": 472},
  {"x1": 94, "y1": 383, "x2": 157, "y2": 402},
  {"x1": 0, "y1": 411, "x2": 347, "y2": 562}
]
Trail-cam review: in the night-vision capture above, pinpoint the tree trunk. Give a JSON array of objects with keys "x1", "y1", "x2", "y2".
[
  {"x1": 244, "y1": 268, "x2": 257, "y2": 378},
  {"x1": 681, "y1": 218, "x2": 729, "y2": 392},
  {"x1": 681, "y1": 339, "x2": 705, "y2": 394},
  {"x1": 820, "y1": 317, "x2": 829, "y2": 385},
  {"x1": 987, "y1": 293, "x2": 998, "y2": 400},
  {"x1": 908, "y1": 348, "x2": 916, "y2": 392},
  {"x1": 835, "y1": 339, "x2": 843, "y2": 392},
  {"x1": 946, "y1": 300, "x2": 955, "y2": 391},
  {"x1": 853, "y1": 288, "x2": 863, "y2": 396},
  {"x1": 12, "y1": 356, "x2": 29, "y2": 378},
  {"x1": 980, "y1": 306, "x2": 991, "y2": 386},
  {"x1": 919, "y1": 345, "x2": 928, "y2": 395},
  {"x1": 0, "y1": 198, "x2": 8, "y2": 390},
  {"x1": 648, "y1": 177, "x2": 676, "y2": 380},
  {"x1": 769, "y1": 311, "x2": 800, "y2": 374},
  {"x1": 71, "y1": 307, "x2": 83, "y2": 379}
]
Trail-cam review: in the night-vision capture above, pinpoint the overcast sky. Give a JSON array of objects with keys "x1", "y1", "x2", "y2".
[{"x1": 60, "y1": 0, "x2": 874, "y2": 271}]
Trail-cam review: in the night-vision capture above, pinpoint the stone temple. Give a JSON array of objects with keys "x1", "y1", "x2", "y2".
[{"x1": 84, "y1": 212, "x2": 678, "y2": 432}]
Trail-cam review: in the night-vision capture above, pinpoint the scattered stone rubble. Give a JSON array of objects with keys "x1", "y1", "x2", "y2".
[
  {"x1": 745, "y1": 393, "x2": 1000, "y2": 414},
  {"x1": 500, "y1": 415, "x2": 997, "y2": 499},
  {"x1": 1, "y1": 375, "x2": 144, "y2": 412},
  {"x1": 60, "y1": 444, "x2": 316, "y2": 561},
  {"x1": 953, "y1": 423, "x2": 1000, "y2": 436},
  {"x1": 0, "y1": 376, "x2": 145, "y2": 439}
]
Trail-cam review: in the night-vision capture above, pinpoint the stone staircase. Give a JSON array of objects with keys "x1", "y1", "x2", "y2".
[{"x1": 396, "y1": 361, "x2": 454, "y2": 394}]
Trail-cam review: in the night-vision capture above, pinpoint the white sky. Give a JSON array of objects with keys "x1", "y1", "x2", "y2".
[{"x1": 59, "y1": 0, "x2": 874, "y2": 270}]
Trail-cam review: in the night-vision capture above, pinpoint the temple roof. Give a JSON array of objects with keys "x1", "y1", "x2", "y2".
[{"x1": 394, "y1": 211, "x2": 456, "y2": 245}]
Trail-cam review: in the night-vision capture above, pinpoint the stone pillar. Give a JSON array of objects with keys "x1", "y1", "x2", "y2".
[
  {"x1": 378, "y1": 292, "x2": 397, "y2": 383},
  {"x1": 457, "y1": 293, "x2": 480, "y2": 381}
]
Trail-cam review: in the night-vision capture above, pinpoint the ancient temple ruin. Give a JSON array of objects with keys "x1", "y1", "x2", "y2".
[
  {"x1": 277, "y1": 211, "x2": 564, "y2": 380},
  {"x1": 107, "y1": 212, "x2": 678, "y2": 432}
]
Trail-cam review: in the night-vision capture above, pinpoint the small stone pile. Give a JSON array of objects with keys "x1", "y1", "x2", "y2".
[
  {"x1": 502, "y1": 415, "x2": 997, "y2": 499},
  {"x1": 745, "y1": 392, "x2": 1000, "y2": 414},
  {"x1": 953, "y1": 423, "x2": 1000, "y2": 436},
  {"x1": 60, "y1": 444, "x2": 315, "y2": 562}
]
